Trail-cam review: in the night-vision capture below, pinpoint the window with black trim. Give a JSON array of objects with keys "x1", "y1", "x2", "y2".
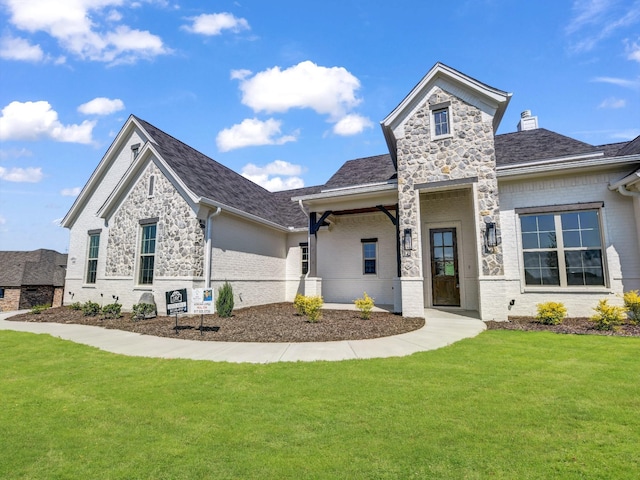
[
  {"x1": 139, "y1": 223, "x2": 157, "y2": 284},
  {"x1": 362, "y1": 239, "x2": 377, "y2": 275},
  {"x1": 300, "y1": 242, "x2": 309, "y2": 275},
  {"x1": 86, "y1": 232, "x2": 100, "y2": 284},
  {"x1": 0, "y1": 288, "x2": 4, "y2": 299},
  {"x1": 520, "y1": 209, "x2": 605, "y2": 287}
]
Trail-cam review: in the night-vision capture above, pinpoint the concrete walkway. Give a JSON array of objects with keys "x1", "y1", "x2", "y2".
[{"x1": 0, "y1": 308, "x2": 486, "y2": 364}]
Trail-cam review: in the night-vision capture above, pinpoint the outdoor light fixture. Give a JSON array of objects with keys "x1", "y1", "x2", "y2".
[
  {"x1": 484, "y1": 222, "x2": 498, "y2": 249},
  {"x1": 403, "y1": 228, "x2": 412, "y2": 254}
]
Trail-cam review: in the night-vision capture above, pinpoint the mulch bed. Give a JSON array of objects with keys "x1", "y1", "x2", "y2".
[
  {"x1": 486, "y1": 316, "x2": 640, "y2": 337},
  {"x1": 8, "y1": 303, "x2": 425, "y2": 343}
]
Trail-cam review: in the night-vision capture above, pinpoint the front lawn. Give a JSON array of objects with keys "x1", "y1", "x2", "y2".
[{"x1": 1, "y1": 330, "x2": 638, "y2": 479}]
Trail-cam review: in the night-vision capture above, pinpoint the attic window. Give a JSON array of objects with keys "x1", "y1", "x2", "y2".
[
  {"x1": 131, "y1": 143, "x2": 141, "y2": 160},
  {"x1": 429, "y1": 101, "x2": 452, "y2": 139}
]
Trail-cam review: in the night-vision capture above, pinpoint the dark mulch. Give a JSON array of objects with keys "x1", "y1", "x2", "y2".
[
  {"x1": 9, "y1": 303, "x2": 425, "y2": 343},
  {"x1": 486, "y1": 316, "x2": 640, "y2": 337}
]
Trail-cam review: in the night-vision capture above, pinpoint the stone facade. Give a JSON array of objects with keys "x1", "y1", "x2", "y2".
[
  {"x1": 396, "y1": 86, "x2": 503, "y2": 277},
  {"x1": 0, "y1": 287, "x2": 21, "y2": 312},
  {"x1": 106, "y1": 162, "x2": 205, "y2": 279}
]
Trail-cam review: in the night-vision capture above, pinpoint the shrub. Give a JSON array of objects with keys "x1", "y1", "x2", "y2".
[
  {"x1": 623, "y1": 290, "x2": 640, "y2": 324},
  {"x1": 30, "y1": 304, "x2": 50, "y2": 314},
  {"x1": 102, "y1": 302, "x2": 122, "y2": 319},
  {"x1": 354, "y1": 292, "x2": 375, "y2": 319},
  {"x1": 132, "y1": 303, "x2": 156, "y2": 320},
  {"x1": 69, "y1": 301, "x2": 82, "y2": 311},
  {"x1": 591, "y1": 299, "x2": 626, "y2": 331},
  {"x1": 294, "y1": 295, "x2": 323, "y2": 322},
  {"x1": 216, "y1": 282, "x2": 234, "y2": 318},
  {"x1": 82, "y1": 301, "x2": 101, "y2": 317},
  {"x1": 293, "y1": 293, "x2": 306, "y2": 316},
  {"x1": 535, "y1": 302, "x2": 567, "y2": 325}
]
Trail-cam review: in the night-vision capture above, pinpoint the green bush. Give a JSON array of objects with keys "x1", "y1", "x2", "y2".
[
  {"x1": 132, "y1": 303, "x2": 155, "y2": 320},
  {"x1": 30, "y1": 304, "x2": 50, "y2": 314},
  {"x1": 216, "y1": 282, "x2": 234, "y2": 318},
  {"x1": 535, "y1": 302, "x2": 567, "y2": 325},
  {"x1": 69, "y1": 302, "x2": 82, "y2": 311},
  {"x1": 102, "y1": 303, "x2": 122, "y2": 319},
  {"x1": 294, "y1": 295, "x2": 323, "y2": 322},
  {"x1": 82, "y1": 301, "x2": 101, "y2": 317},
  {"x1": 293, "y1": 293, "x2": 306, "y2": 316},
  {"x1": 623, "y1": 290, "x2": 640, "y2": 324},
  {"x1": 354, "y1": 292, "x2": 375, "y2": 319},
  {"x1": 591, "y1": 299, "x2": 626, "y2": 331}
]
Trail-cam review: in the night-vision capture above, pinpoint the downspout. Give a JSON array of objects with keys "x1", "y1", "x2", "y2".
[
  {"x1": 205, "y1": 207, "x2": 222, "y2": 288},
  {"x1": 616, "y1": 185, "x2": 640, "y2": 197},
  {"x1": 298, "y1": 199, "x2": 311, "y2": 278}
]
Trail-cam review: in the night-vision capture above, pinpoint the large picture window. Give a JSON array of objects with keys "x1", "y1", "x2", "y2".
[
  {"x1": 86, "y1": 232, "x2": 100, "y2": 284},
  {"x1": 139, "y1": 223, "x2": 157, "y2": 285},
  {"x1": 520, "y1": 209, "x2": 604, "y2": 287}
]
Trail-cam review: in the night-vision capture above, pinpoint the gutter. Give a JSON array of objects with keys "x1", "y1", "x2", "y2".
[{"x1": 497, "y1": 153, "x2": 640, "y2": 179}]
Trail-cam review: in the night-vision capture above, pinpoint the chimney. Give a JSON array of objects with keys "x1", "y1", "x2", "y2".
[{"x1": 517, "y1": 110, "x2": 539, "y2": 131}]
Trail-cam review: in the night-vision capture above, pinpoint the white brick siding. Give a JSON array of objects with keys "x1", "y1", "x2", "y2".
[
  {"x1": 316, "y1": 212, "x2": 397, "y2": 305},
  {"x1": 499, "y1": 168, "x2": 640, "y2": 318}
]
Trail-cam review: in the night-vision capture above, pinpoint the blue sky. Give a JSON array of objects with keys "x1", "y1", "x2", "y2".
[{"x1": 0, "y1": 0, "x2": 639, "y2": 252}]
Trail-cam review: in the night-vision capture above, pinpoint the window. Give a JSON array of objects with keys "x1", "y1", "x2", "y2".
[
  {"x1": 362, "y1": 239, "x2": 377, "y2": 275},
  {"x1": 520, "y1": 210, "x2": 604, "y2": 287},
  {"x1": 131, "y1": 143, "x2": 140, "y2": 160},
  {"x1": 139, "y1": 223, "x2": 157, "y2": 284},
  {"x1": 433, "y1": 108, "x2": 450, "y2": 136},
  {"x1": 86, "y1": 232, "x2": 100, "y2": 284},
  {"x1": 300, "y1": 243, "x2": 309, "y2": 275},
  {"x1": 0, "y1": 288, "x2": 4, "y2": 299}
]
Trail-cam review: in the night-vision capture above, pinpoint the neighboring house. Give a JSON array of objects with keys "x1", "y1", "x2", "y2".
[
  {"x1": 61, "y1": 63, "x2": 640, "y2": 320},
  {"x1": 0, "y1": 249, "x2": 68, "y2": 311}
]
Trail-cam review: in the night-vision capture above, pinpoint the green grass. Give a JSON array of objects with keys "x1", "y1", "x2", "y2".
[{"x1": 1, "y1": 330, "x2": 639, "y2": 479}]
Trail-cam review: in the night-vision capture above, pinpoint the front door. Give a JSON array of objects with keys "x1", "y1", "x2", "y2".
[{"x1": 430, "y1": 228, "x2": 460, "y2": 307}]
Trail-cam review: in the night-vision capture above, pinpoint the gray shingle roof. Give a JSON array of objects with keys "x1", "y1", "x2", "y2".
[
  {"x1": 0, "y1": 249, "x2": 67, "y2": 287},
  {"x1": 494, "y1": 128, "x2": 599, "y2": 166},
  {"x1": 324, "y1": 154, "x2": 396, "y2": 189},
  {"x1": 615, "y1": 135, "x2": 640, "y2": 157}
]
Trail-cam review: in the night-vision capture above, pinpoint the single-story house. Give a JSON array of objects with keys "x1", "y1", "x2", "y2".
[
  {"x1": 0, "y1": 249, "x2": 67, "y2": 311},
  {"x1": 61, "y1": 63, "x2": 640, "y2": 320}
]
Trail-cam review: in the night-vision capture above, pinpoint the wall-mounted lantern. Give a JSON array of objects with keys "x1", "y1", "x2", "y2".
[
  {"x1": 484, "y1": 222, "x2": 499, "y2": 249},
  {"x1": 403, "y1": 228, "x2": 412, "y2": 255}
]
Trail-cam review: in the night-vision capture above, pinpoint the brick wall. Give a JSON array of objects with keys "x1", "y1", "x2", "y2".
[{"x1": 0, "y1": 287, "x2": 20, "y2": 312}]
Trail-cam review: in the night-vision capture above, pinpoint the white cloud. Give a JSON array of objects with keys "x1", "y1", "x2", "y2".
[
  {"x1": 0, "y1": 214, "x2": 6, "y2": 225},
  {"x1": 333, "y1": 113, "x2": 373, "y2": 136},
  {"x1": 182, "y1": 12, "x2": 250, "y2": 36},
  {"x1": 78, "y1": 97, "x2": 125, "y2": 115},
  {"x1": 626, "y1": 38, "x2": 640, "y2": 62},
  {"x1": 241, "y1": 160, "x2": 305, "y2": 192},
  {"x1": 235, "y1": 61, "x2": 362, "y2": 120},
  {"x1": 230, "y1": 68, "x2": 252, "y2": 80},
  {"x1": 610, "y1": 128, "x2": 640, "y2": 140},
  {"x1": 593, "y1": 76, "x2": 640, "y2": 89},
  {"x1": 0, "y1": 35, "x2": 44, "y2": 62},
  {"x1": 61, "y1": 187, "x2": 82, "y2": 196},
  {"x1": 566, "y1": 0, "x2": 640, "y2": 53},
  {"x1": 216, "y1": 118, "x2": 298, "y2": 152},
  {"x1": 2, "y1": 0, "x2": 170, "y2": 64},
  {"x1": 0, "y1": 166, "x2": 43, "y2": 182},
  {"x1": 0, "y1": 100, "x2": 95, "y2": 144},
  {"x1": 598, "y1": 97, "x2": 626, "y2": 108},
  {"x1": 0, "y1": 147, "x2": 33, "y2": 159}
]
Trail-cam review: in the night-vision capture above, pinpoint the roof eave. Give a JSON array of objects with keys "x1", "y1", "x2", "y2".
[{"x1": 497, "y1": 154, "x2": 640, "y2": 179}]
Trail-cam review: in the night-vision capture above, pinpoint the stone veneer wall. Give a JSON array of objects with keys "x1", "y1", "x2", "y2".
[
  {"x1": 396, "y1": 86, "x2": 503, "y2": 277},
  {"x1": 106, "y1": 162, "x2": 205, "y2": 278}
]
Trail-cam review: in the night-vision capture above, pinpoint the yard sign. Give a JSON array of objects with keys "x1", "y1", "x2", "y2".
[
  {"x1": 192, "y1": 288, "x2": 214, "y2": 314},
  {"x1": 165, "y1": 289, "x2": 188, "y2": 315}
]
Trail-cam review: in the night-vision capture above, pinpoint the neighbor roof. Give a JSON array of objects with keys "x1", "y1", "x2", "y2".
[{"x1": 0, "y1": 249, "x2": 67, "y2": 287}]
